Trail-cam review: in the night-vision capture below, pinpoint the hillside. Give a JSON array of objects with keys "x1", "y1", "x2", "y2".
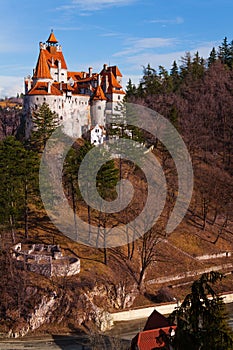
[{"x1": 1, "y1": 42, "x2": 233, "y2": 339}]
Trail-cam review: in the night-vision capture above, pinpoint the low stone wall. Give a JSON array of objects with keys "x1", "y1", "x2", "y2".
[
  {"x1": 196, "y1": 252, "x2": 231, "y2": 261},
  {"x1": 111, "y1": 292, "x2": 233, "y2": 323},
  {"x1": 11, "y1": 243, "x2": 80, "y2": 277},
  {"x1": 148, "y1": 263, "x2": 233, "y2": 285}
]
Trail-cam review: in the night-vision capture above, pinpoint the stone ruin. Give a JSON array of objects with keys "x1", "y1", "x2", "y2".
[{"x1": 11, "y1": 243, "x2": 80, "y2": 278}]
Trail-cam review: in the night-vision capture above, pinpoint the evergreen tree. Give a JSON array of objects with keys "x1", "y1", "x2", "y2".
[
  {"x1": 170, "y1": 271, "x2": 233, "y2": 350},
  {"x1": 30, "y1": 103, "x2": 59, "y2": 152},
  {"x1": 218, "y1": 37, "x2": 232, "y2": 68},
  {"x1": 63, "y1": 141, "x2": 119, "y2": 243},
  {"x1": 125, "y1": 78, "x2": 137, "y2": 99},
  {"x1": 170, "y1": 60, "x2": 180, "y2": 91},
  {"x1": 0, "y1": 137, "x2": 39, "y2": 241},
  {"x1": 208, "y1": 47, "x2": 217, "y2": 67},
  {"x1": 140, "y1": 64, "x2": 161, "y2": 95},
  {"x1": 191, "y1": 51, "x2": 206, "y2": 79}
]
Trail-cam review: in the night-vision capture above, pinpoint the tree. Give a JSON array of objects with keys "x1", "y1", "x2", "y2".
[
  {"x1": 63, "y1": 140, "x2": 119, "y2": 256},
  {"x1": 170, "y1": 271, "x2": 233, "y2": 350},
  {"x1": 208, "y1": 47, "x2": 217, "y2": 67},
  {"x1": 0, "y1": 137, "x2": 39, "y2": 241},
  {"x1": 125, "y1": 78, "x2": 137, "y2": 99},
  {"x1": 218, "y1": 37, "x2": 232, "y2": 68},
  {"x1": 29, "y1": 103, "x2": 59, "y2": 152}
]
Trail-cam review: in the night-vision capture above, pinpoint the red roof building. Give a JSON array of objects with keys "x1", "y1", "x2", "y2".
[{"x1": 131, "y1": 310, "x2": 176, "y2": 350}]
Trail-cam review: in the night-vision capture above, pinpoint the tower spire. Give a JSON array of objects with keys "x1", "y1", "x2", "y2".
[{"x1": 47, "y1": 30, "x2": 58, "y2": 45}]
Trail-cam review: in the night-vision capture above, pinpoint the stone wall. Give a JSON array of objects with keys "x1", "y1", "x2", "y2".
[{"x1": 11, "y1": 243, "x2": 80, "y2": 278}]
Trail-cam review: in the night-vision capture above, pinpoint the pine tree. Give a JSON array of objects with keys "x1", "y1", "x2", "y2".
[
  {"x1": 170, "y1": 271, "x2": 233, "y2": 350},
  {"x1": 208, "y1": 47, "x2": 217, "y2": 67},
  {"x1": 125, "y1": 78, "x2": 137, "y2": 99},
  {"x1": 30, "y1": 102, "x2": 59, "y2": 152},
  {"x1": 0, "y1": 137, "x2": 39, "y2": 241},
  {"x1": 170, "y1": 60, "x2": 180, "y2": 91},
  {"x1": 218, "y1": 37, "x2": 232, "y2": 68},
  {"x1": 141, "y1": 64, "x2": 161, "y2": 95}
]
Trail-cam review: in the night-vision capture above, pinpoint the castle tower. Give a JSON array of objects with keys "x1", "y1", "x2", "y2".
[{"x1": 91, "y1": 79, "x2": 107, "y2": 126}]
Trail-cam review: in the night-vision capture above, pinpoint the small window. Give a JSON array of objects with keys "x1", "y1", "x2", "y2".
[
  {"x1": 118, "y1": 95, "x2": 121, "y2": 100},
  {"x1": 36, "y1": 97, "x2": 39, "y2": 101},
  {"x1": 44, "y1": 98, "x2": 46, "y2": 101},
  {"x1": 98, "y1": 106, "x2": 101, "y2": 110}
]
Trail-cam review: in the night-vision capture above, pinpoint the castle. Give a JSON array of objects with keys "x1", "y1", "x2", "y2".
[{"x1": 23, "y1": 31, "x2": 125, "y2": 143}]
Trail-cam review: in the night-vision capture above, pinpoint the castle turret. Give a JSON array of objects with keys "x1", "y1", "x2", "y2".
[{"x1": 91, "y1": 82, "x2": 107, "y2": 126}]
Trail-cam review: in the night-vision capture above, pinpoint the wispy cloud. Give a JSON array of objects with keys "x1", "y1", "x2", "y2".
[
  {"x1": 147, "y1": 17, "x2": 184, "y2": 25},
  {"x1": 57, "y1": 0, "x2": 137, "y2": 12},
  {"x1": 113, "y1": 37, "x2": 177, "y2": 57},
  {"x1": 123, "y1": 42, "x2": 216, "y2": 73},
  {"x1": 0, "y1": 76, "x2": 24, "y2": 98},
  {"x1": 100, "y1": 32, "x2": 122, "y2": 37}
]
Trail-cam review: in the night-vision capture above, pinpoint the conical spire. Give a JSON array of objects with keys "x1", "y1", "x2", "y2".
[
  {"x1": 47, "y1": 30, "x2": 58, "y2": 44},
  {"x1": 34, "y1": 49, "x2": 52, "y2": 79}
]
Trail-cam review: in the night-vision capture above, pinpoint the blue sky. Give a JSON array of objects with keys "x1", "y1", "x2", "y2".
[{"x1": 0, "y1": 0, "x2": 232, "y2": 98}]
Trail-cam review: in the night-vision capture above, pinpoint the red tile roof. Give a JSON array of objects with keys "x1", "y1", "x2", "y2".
[
  {"x1": 131, "y1": 310, "x2": 177, "y2": 350},
  {"x1": 28, "y1": 82, "x2": 63, "y2": 96},
  {"x1": 109, "y1": 65, "x2": 123, "y2": 77},
  {"x1": 92, "y1": 85, "x2": 107, "y2": 101},
  {"x1": 34, "y1": 49, "x2": 52, "y2": 80},
  {"x1": 131, "y1": 326, "x2": 177, "y2": 350},
  {"x1": 44, "y1": 49, "x2": 67, "y2": 70},
  {"x1": 143, "y1": 310, "x2": 171, "y2": 331}
]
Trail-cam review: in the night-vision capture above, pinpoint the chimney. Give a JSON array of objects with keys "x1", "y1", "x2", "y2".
[
  {"x1": 89, "y1": 67, "x2": 93, "y2": 77},
  {"x1": 103, "y1": 63, "x2": 108, "y2": 71},
  {"x1": 48, "y1": 81, "x2": 51, "y2": 94},
  {"x1": 27, "y1": 76, "x2": 31, "y2": 91},
  {"x1": 97, "y1": 74, "x2": 101, "y2": 86}
]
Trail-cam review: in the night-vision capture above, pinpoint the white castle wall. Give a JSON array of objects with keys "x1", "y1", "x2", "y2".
[{"x1": 24, "y1": 93, "x2": 90, "y2": 139}]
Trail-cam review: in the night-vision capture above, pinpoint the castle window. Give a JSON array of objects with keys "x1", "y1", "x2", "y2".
[
  {"x1": 36, "y1": 97, "x2": 39, "y2": 101},
  {"x1": 60, "y1": 116, "x2": 63, "y2": 120},
  {"x1": 118, "y1": 95, "x2": 121, "y2": 100},
  {"x1": 54, "y1": 99, "x2": 56, "y2": 102},
  {"x1": 98, "y1": 106, "x2": 101, "y2": 110}
]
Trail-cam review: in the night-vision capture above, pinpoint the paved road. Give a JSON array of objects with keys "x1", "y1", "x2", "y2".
[{"x1": 0, "y1": 335, "x2": 89, "y2": 350}]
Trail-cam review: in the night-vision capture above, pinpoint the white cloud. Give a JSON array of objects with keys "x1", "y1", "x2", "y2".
[
  {"x1": 147, "y1": 17, "x2": 184, "y2": 25},
  {"x1": 57, "y1": 0, "x2": 137, "y2": 11},
  {"x1": 0, "y1": 76, "x2": 24, "y2": 99},
  {"x1": 123, "y1": 42, "x2": 216, "y2": 73},
  {"x1": 113, "y1": 37, "x2": 177, "y2": 57}
]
